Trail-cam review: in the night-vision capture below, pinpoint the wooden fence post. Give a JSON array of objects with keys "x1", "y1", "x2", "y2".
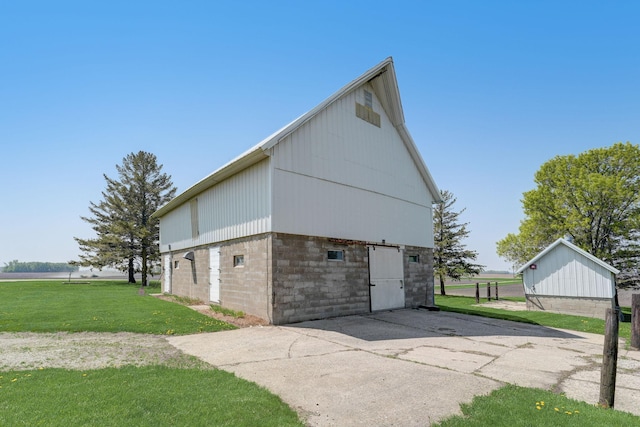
[
  {"x1": 486, "y1": 282, "x2": 491, "y2": 301},
  {"x1": 632, "y1": 294, "x2": 640, "y2": 350},
  {"x1": 599, "y1": 308, "x2": 619, "y2": 408},
  {"x1": 495, "y1": 282, "x2": 499, "y2": 300},
  {"x1": 475, "y1": 283, "x2": 480, "y2": 304}
]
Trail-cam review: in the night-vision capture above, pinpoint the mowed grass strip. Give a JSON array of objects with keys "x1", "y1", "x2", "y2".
[
  {"x1": 435, "y1": 295, "x2": 631, "y2": 341},
  {"x1": 434, "y1": 384, "x2": 640, "y2": 426},
  {"x1": 0, "y1": 281, "x2": 235, "y2": 335},
  {"x1": 0, "y1": 366, "x2": 304, "y2": 427}
]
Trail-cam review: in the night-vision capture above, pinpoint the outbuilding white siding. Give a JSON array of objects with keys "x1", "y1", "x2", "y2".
[
  {"x1": 517, "y1": 238, "x2": 619, "y2": 319},
  {"x1": 521, "y1": 243, "x2": 616, "y2": 298}
]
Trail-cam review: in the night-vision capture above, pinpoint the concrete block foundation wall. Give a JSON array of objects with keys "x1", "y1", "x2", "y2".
[
  {"x1": 525, "y1": 295, "x2": 614, "y2": 320},
  {"x1": 404, "y1": 246, "x2": 434, "y2": 308},
  {"x1": 162, "y1": 232, "x2": 436, "y2": 325},
  {"x1": 271, "y1": 233, "x2": 370, "y2": 324},
  {"x1": 220, "y1": 234, "x2": 272, "y2": 322},
  {"x1": 167, "y1": 247, "x2": 210, "y2": 303}
]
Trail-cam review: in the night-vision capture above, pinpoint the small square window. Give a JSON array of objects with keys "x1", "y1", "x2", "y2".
[
  {"x1": 234, "y1": 255, "x2": 245, "y2": 267},
  {"x1": 408, "y1": 255, "x2": 420, "y2": 263},
  {"x1": 328, "y1": 250, "x2": 344, "y2": 261}
]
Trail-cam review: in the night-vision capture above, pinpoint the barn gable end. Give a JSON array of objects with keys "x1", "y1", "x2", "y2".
[{"x1": 154, "y1": 58, "x2": 440, "y2": 324}]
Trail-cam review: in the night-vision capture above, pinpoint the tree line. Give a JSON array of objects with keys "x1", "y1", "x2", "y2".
[{"x1": 2, "y1": 260, "x2": 79, "y2": 273}]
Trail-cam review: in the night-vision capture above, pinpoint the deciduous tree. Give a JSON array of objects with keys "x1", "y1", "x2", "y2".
[
  {"x1": 497, "y1": 142, "x2": 640, "y2": 287},
  {"x1": 434, "y1": 190, "x2": 483, "y2": 295},
  {"x1": 74, "y1": 151, "x2": 176, "y2": 285}
]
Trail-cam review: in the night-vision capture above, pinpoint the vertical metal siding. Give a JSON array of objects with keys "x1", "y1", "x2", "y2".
[
  {"x1": 271, "y1": 86, "x2": 431, "y2": 207},
  {"x1": 271, "y1": 85, "x2": 434, "y2": 247},
  {"x1": 272, "y1": 166, "x2": 432, "y2": 247},
  {"x1": 159, "y1": 159, "x2": 271, "y2": 251},
  {"x1": 197, "y1": 158, "x2": 271, "y2": 244},
  {"x1": 524, "y1": 244, "x2": 614, "y2": 298},
  {"x1": 159, "y1": 203, "x2": 193, "y2": 252}
]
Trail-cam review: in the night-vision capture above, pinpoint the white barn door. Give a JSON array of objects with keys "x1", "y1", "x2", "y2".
[
  {"x1": 163, "y1": 254, "x2": 171, "y2": 293},
  {"x1": 209, "y1": 246, "x2": 221, "y2": 303},
  {"x1": 369, "y1": 246, "x2": 405, "y2": 311}
]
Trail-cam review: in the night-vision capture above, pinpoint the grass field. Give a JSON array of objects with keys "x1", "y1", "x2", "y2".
[
  {"x1": 0, "y1": 280, "x2": 304, "y2": 426},
  {"x1": 0, "y1": 366, "x2": 303, "y2": 427},
  {"x1": 1, "y1": 280, "x2": 637, "y2": 426},
  {"x1": 444, "y1": 275, "x2": 522, "y2": 289},
  {"x1": 0, "y1": 280, "x2": 234, "y2": 335},
  {"x1": 435, "y1": 294, "x2": 632, "y2": 341},
  {"x1": 434, "y1": 384, "x2": 640, "y2": 426}
]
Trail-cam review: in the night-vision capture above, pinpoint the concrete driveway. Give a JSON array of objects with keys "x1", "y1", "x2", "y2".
[{"x1": 168, "y1": 309, "x2": 640, "y2": 426}]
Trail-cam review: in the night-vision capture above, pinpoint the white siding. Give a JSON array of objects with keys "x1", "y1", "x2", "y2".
[
  {"x1": 272, "y1": 169, "x2": 432, "y2": 247},
  {"x1": 271, "y1": 85, "x2": 434, "y2": 247},
  {"x1": 523, "y1": 244, "x2": 615, "y2": 298},
  {"x1": 159, "y1": 159, "x2": 271, "y2": 252}
]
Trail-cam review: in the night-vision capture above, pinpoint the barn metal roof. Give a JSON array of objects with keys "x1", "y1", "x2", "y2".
[
  {"x1": 515, "y1": 238, "x2": 620, "y2": 275},
  {"x1": 154, "y1": 57, "x2": 441, "y2": 218}
]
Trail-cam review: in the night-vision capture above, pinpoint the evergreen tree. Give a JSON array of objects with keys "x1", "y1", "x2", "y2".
[
  {"x1": 433, "y1": 190, "x2": 483, "y2": 295},
  {"x1": 74, "y1": 151, "x2": 176, "y2": 285}
]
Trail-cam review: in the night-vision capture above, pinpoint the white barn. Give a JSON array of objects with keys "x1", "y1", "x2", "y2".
[
  {"x1": 516, "y1": 238, "x2": 619, "y2": 319},
  {"x1": 153, "y1": 58, "x2": 441, "y2": 324}
]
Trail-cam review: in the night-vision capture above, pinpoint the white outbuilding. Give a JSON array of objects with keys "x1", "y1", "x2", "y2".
[
  {"x1": 516, "y1": 238, "x2": 619, "y2": 319},
  {"x1": 153, "y1": 58, "x2": 441, "y2": 324}
]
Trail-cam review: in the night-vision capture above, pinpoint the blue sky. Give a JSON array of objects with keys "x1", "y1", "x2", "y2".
[{"x1": 1, "y1": 1, "x2": 638, "y2": 271}]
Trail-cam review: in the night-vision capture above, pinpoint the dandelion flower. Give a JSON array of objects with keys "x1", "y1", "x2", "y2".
[
  {"x1": 536, "y1": 405, "x2": 541, "y2": 410},
  {"x1": 554, "y1": 408, "x2": 560, "y2": 412}
]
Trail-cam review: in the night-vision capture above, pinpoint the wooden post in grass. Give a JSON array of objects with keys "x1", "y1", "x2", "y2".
[
  {"x1": 632, "y1": 294, "x2": 640, "y2": 350},
  {"x1": 495, "y1": 282, "x2": 499, "y2": 300},
  {"x1": 487, "y1": 282, "x2": 491, "y2": 301},
  {"x1": 475, "y1": 283, "x2": 480, "y2": 303},
  {"x1": 599, "y1": 308, "x2": 619, "y2": 408}
]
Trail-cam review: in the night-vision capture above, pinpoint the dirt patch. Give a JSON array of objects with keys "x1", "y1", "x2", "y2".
[
  {"x1": 0, "y1": 296, "x2": 268, "y2": 373},
  {"x1": 0, "y1": 331, "x2": 210, "y2": 371},
  {"x1": 152, "y1": 294, "x2": 269, "y2": 328}
]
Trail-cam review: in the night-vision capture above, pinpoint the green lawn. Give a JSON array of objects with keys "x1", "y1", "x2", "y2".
[
  {"x1": 435, "y1": 294, "x2": 631, "y2": 341},
  {"x1": 434, "y1": 385, "x2": 640, "y2": 427},
  {"x1": 0, "y1": 366, "x2": 302, "y2": 427},
  {"x1": 0, "y1": 280, "x2": 304, "y2": 426},
  {"x1": 0, "y1": 280, "x2": 234, "y2": 335},
  {"x1": 1, "y1": 280, "x2": 636, "y2": 426}
]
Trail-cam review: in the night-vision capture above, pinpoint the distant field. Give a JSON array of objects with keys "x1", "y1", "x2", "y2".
[{"x1": 445, "y1": 274, "x2": 522, "y2": 287}]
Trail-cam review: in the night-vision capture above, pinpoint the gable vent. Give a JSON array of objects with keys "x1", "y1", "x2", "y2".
[{"x1": 356, "y1": 89, "x2": 380, "y2": 127}]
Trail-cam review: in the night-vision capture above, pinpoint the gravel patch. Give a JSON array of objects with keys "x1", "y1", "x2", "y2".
[{"x1": 0, "y1": 332, "x2": 209, "y2": 371}]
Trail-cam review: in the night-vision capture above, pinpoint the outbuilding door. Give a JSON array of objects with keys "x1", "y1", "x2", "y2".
[
  {"x1": 209, "y1": 246, "x2": 221, "y2": 303},
  {"x1": 368, "y1": 245, "x2": 405, "y2": 311},
  {"x1": 163, "y1": 254, "x2": 171, "y2": 293}
]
